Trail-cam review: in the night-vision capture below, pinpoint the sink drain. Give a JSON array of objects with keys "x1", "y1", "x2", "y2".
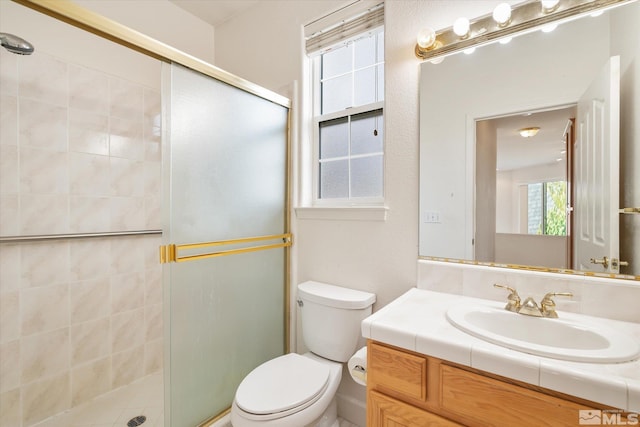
[{"x1": 127, "y1": 416, "x2": 147, "y2": 427}]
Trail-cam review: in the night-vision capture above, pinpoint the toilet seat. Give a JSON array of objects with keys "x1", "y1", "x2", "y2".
[{"x1": 234, "y1": 353, "x2": 331, "y2": 421}]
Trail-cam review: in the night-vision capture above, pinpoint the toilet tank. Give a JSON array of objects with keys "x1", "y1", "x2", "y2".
[{"x1": 297, "y1": 281, "x2": 376, "y2": 362}]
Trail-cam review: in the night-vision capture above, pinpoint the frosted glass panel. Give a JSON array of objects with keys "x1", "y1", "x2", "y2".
[
  {"x1": 322, "y1": 74, "x2": 352, "y2": 114},
  {"x1": 354, "y1": 67, "x2": 376, "y2": 106},
  {"x1": 319, "y1": 117, "x2": 348, "y2": 159},
  {"x1": 355, "y1": 36, "x2": 376, "y2": 68},
  {"x1": 351, "y1": 155, "x2": 383, "y2": 198},
  {"x1": 320, "y1": 160, "x2": 349, "y2": 198},
  {"x1": 163, "y1": 63, "x2": 288, "y2": 427},
  {"x1": 351, "y1": 110, "x2": 383, "y2": 155},
  {"x1": 322, "y1": 44, "x2": 352, "y2": 79}
]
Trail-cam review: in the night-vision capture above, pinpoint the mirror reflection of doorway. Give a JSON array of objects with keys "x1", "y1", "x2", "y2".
[
  {"x1": 475, "y1": 56, "x2": 621, "y2": 273},
  {"x1": 475, "y1": 105, "x2": 576, "y2": 269}
]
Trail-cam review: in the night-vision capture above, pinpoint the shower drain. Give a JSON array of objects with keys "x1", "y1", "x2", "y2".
[{"x1": 127, "y1": 415, "x2": 147, "y2": 427}]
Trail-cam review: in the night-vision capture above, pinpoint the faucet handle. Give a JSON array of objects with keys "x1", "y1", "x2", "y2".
[
  {"x1": 493, "y1": 284, "x2": 521, "y2": 312},
  {"x1": 540, "y1": 292, "x2": 573, "y2": 318}
]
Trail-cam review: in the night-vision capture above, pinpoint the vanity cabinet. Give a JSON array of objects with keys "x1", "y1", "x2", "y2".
[{"x1": 367, "y1": 340, "x2": 619, "y2": 427}]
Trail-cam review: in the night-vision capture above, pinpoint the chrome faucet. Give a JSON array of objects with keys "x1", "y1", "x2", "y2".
[{"x1": 494, "y1": 284, "x2": 572, "y2": 318}]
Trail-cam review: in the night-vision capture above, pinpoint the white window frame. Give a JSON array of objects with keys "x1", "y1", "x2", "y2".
[{"x1": 310, "y1": 28, "x2": 385, "y2": 207}]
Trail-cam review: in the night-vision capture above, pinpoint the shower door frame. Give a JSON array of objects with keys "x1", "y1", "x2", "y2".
[{"x1": 10, "y1": 1, "x2": 293, "y2": 425}]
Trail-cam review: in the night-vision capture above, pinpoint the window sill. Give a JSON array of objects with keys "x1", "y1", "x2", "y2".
[{"x1": 294, "y1": 206, "x2": 388, "y2": 221}]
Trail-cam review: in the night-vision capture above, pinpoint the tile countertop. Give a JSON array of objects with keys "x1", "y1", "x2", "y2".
[{"x1": 361, "y1": 288, "x2": 640, "y2": 412}]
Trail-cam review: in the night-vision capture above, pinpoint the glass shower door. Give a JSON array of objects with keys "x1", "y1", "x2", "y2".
[{"x1": 161, "y1": 63, "x2": 289, "y2": 427}]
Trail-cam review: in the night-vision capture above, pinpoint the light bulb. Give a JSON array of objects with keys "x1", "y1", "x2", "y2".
[
  {"x1": 453, "y1": 17, "x2": 470, "y2": 38},
  {"x1": 541, "y1": 0, "x2": 560, "y2": 13},
  {"x1": 493, "y1": 3, "x2": 512, "y2": 26},
  {"x1": 417, "y1": 28, "x2": 437, "y2": 49}
]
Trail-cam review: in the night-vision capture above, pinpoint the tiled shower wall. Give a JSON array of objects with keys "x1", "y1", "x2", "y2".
[{"x1": 0, "y1": 48, "x2": 163, "y2": 427}]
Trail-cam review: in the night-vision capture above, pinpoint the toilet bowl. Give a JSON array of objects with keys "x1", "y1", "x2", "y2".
[
  {"x1": 231, "y1": 281, "x2": 376, "y2": 427},
  {"x1": 231, "y1": 353, "x2": 342, "y2": 427}
]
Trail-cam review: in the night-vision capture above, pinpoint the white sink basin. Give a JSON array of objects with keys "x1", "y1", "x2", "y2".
[{"x1": 446, "y1": 303, "x2": 640, "y2": 363}]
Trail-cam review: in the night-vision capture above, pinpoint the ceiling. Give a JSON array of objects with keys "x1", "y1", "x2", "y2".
[
  {"x1": 488, "y1": 106, "x2": 575, "y2": 172},
  {"x1": 169, "y1": 0, "x2": 259, "y2": 27}
]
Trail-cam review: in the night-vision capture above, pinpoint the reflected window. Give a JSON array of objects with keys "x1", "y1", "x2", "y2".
[{"x1": 526, "y1": 181, "x2": 567, "y2": 236}]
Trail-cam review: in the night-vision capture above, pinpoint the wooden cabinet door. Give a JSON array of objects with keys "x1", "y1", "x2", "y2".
[{"x1": 368, "y1": 390, "x2": 461, "y2": 427}]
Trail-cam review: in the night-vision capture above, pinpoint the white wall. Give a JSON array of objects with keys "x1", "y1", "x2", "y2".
[{"x1": 75, "y1": 0, "x2": 215, "y2": 64}]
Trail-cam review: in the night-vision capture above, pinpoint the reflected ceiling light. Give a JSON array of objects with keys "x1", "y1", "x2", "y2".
[
  {"x1": 453, "y1": 17, "x2": 471, "y2": 38},
  {"x1": 519, "y1": 127, "x2": 540, "y2": 137},
  {"x1": 430, "y1": 56, "x2": 445, "y2": 65},
  {"x1": 591, "y1": 10, "x2": 605, "y2": 17},
  {"x1": 541, "y1": 0, "x2": 560, "y2": 13},
  {"x1": 493, "y1": 3, "x2": 512, "y2": 27},
  {"x1": 541, "y1": 23, "x2": 558, "y2": 32},
  {"x1": 464, "y1": 47, "x2": 476, "y2": 55},
  {"x1": 499, "y1": 36, "x2": 513, "y2": 45},
  {"x1": 417, "y1": 27, "x2": 437, "y2": 49}
]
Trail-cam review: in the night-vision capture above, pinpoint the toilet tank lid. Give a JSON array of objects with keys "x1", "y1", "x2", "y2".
[{"x1": 297, "y1": 281, "x2": 376, "y2": 309}]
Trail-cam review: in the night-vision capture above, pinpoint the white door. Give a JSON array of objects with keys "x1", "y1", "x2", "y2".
[{"x1": 574, "y1": 56, "x2": 620, "y2": 273}]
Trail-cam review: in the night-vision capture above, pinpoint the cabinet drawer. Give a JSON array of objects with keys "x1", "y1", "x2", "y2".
[
  {"x1": 369, "y1": 390, "x2": 462, "y2": 427},
  {"x1": 369, "y1": 342, "x2": 428, "y2": 401},
  {"x1": 440, "y1": 364, "x2": 591, "y2": 427}
]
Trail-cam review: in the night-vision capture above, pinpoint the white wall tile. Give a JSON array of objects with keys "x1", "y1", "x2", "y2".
[
  {"x1": 69, "y1": 110, "x2": 109, "y2": 156},
  {"x1": 20, "y1": 194, "x2": 69, "y2": 235},
  {"x1": 112, "y1": 308, "x2": 144, "y2": 353},
  {"x1": 0, "y1": 95, "x2": 18, "y2": 149},
  {"x1": 112, "y1": 345, "x2": 144, "y2": 389},
  {"x1": 0, "y1": 388, "x2": 20, "y2": 427},
  {"x1": 70, "y1": 317, "x2": 110, "y2": 365},
  {"x1": 20, "y1": 242, "x2": 69, "y2": 288},
  {"x1": 18, "y1": 98, "x2": 67, "y2": 151},
  {"x1": 69, "y1": 239, "x2": 111, "y2": 282},
  {"x1": 70, "y1": 278, "x2": 110, "y2": 325},
  {"x1": 0, "y1": 339, "x2": 20, "y2": 392},
  {"x1": 0, "y1": 195, "x2": 19, "y2": 236},
  {"x1": 69, "y1": 196, "x2": 111, "y2": 233},
  {"x1": 0, "y1": 245, "x2": 20, "y2": 293},
  {"x1": 21, "y1": 284, "x2": 69, "y2": 336},
  {"x1": 0, "y1": 50, "x2": 18, "y2": 96},
  {"x1": 18, "y1": 52, "x2": 67, "y2": 107},
  {"x1": 71, "y1": 356, "x2": 111, "y2": 407},
  {"x1": 19, "y1": 147, "x2": 68, "y2": 195},
  {"x1": 69, "y1": 152, "x2": 110, "y2": 196},
  {"x1": 21, "y1": 373, "x2": 70, "y2": 426},
  {"x1": 21, "y1": 328, "x2": 69, "y2": 384},
  {"x1": 0, "y1": 144, "x2": 18, "y2": 194},
  {"x1": 69, "y1": 65, "x2": 109, "y2": 115},
  {"x1": 0, "y1": 292, "x2": 19, "y2": 344}
]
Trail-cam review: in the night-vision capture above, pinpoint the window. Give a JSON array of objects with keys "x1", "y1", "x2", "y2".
[
  {"x1": 306, "y1": 3, "x2": 384, "y2": 205},
  {"x1": 527, "y1": 181, "x2": 567, "y2": 236}
]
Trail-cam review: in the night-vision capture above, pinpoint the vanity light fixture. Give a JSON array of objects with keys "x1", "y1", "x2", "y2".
[
  {"x1": 493, "y1": 3, "x2": 512, "y2": 27},
  {"x1": 519, "y1": 127, "x2": 540, "y2": 138},
  {"x1": 541, "y1": 0, "x2": 561, "y2": 13},
  {"x1": 414, "y1": 0, "x2": 634, "y2": 62},
  {"x1": 453, "y1": 17, "x2": 471, "y2": 38},
  {"x1": 416, "y1": 27, "x2": 438, "y2": 50}
]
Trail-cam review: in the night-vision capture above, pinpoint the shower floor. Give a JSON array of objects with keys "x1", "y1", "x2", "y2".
[
  {"x1": 32, "y1": 372, "x2": 163, "y2": 427},
  {"x1": 31, "y1": 371, "x2": 361, "y2": 427}
]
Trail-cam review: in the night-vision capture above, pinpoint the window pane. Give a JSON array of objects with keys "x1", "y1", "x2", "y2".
[
  {"x1": 322, "y1": 74, "x2": 352, "y2": 114},
  {"x1": 377, "y1": 32, "x2": 384, "y2": 62},
  {"x1": 320, "y1": 159, "x2": 349, "y2": 198},
  {"x1": 527, "y1": 183, "x2": 543, "y2": 234},
  {"x1": 319, "y1": 117, "x2": 349, "y2": 159},
  {"x1": 351, "y1": 155, "x2": 383, "y2": 198},
  {"x1": 376, "y1": 64, "x2": 384, "y2": 101},
  {"x1": 545, "y1": 181, "x2": 567, "y2": 236},
  {"x1": 355, "y1": 35, "x2": 376, "y2": 69},
  {"x1": 354, "y1": 67, "x2": 375, "y2": 106},
  {"x1": 351, "y1": 110, "x2": 383, "y2": 155},
  {"x1": 322, "y1": 44, "x2": 352, "y2": 79}
]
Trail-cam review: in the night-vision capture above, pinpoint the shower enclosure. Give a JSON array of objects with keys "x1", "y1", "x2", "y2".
[{"x1": 0, "y1": 1, "x2": 291, "y2": 426}]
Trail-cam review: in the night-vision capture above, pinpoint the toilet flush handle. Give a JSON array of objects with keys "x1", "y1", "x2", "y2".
[{"x1": 297, "y1": 299, "x2": 304, "y2": 307}]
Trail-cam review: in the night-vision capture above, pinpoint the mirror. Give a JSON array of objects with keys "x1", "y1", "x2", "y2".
[{"x1": 419, "y1": 1, "x2": 639, "y2": 278}]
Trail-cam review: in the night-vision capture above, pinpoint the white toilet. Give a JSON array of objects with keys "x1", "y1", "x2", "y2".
[{"x1": 231, "y1": 281, "x2": 376, "y2": 427}]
